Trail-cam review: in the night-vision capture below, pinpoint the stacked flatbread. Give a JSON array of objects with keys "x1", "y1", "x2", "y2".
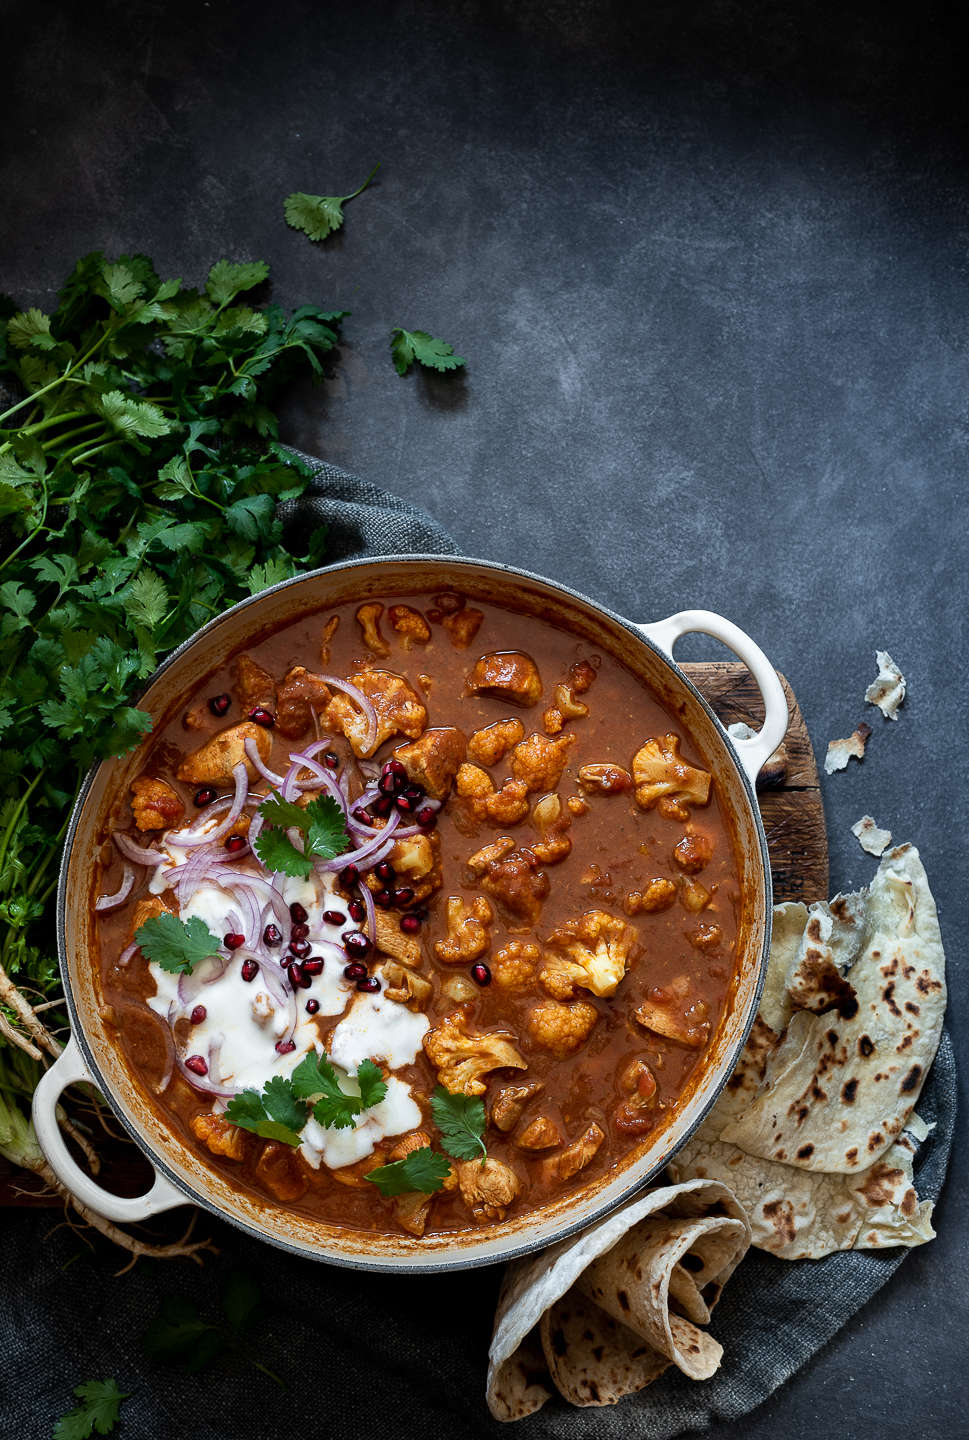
[{"x1": 669, "y1": 843, "x2": 945, "y2": 1259}]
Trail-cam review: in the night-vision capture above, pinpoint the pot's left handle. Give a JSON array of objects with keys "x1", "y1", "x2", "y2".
[{"x1": 33, "y1": 1035, "x2": 188, "y2": 1223}]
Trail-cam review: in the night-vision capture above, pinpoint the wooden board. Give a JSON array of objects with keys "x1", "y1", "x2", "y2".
[{"x1": 0, "y1": 664, "x2": 826, "y2": 1207}]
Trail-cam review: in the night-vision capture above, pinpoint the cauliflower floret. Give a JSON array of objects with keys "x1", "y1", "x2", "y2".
[
  {"x1": 456, "y1": 764, "x2": 530, "y2": 825},
  {"x1": 394, "y1": 727, "x2": 466, "y2": 801},
  {"x1": 526, "y1": 1000, "x2": 599, "y2": 1058},
  {"x1": 467, "y1": 651, "x2": 543, "y2": 707},
  {"x1": 177, "y1": 721, "x2": 273, "y2": 784},
  {"x1": 130, "y1": 777, "x2": 185, "y2": 832},
  {"x1": 190, "y1": 1110, "x2": 249, "y2": 1161},
  {"x1": 624, "y1": 879, "x2": 678, "y2": 915},
  {"x1": 456, "y1": 1156, "x2": 524, "y2": 1221},
  {"x1": 423, "y1": 1008, "x2": 527, "y2": 1095},
  {"x1": 492, "y1": 940, "x2": 542, "y2": 992},
  {"x1": 635, "y1": 977, "x2": 711, "y2": 1049},
  {"x1": 614, "y1": 1057, "x2": 659, "y2": 1136},
  {"x1": 543, "y1": 683, "x2": 590, "y2": 734},
  {"x1": 517, "y1": 1116, "x2": 561, "y2": 1151},
  {"x1": 542, "y1": 1122, "x2": 604, "y2": 1183},
  {"x1": 510, "y1": 731, "x2": 577, "y2": 793},
  {"x1": 386, "y1": 832, "x2": 442, "y2": 902},
  {"x1": 577, "y1": 763, "x2": 633, "y2": 795},
  {"x1": 468, "y1": 843, "x2": 550, "y2": 932},
  {"x1": 539, "y1": 910, "x2": 639, "y2": 999},
  {"x1": 490, "y1": 1081, "x2": 545, "y2": 1132},
  {"x1": 275, "y1": 666, "x2": 332, "y2": 739},
  {"x1": 355, "y1": 602, "x2": 390, "y2": 656},
  {"x1": 433, "y1": 895, "x2": 494, "y2": 964},
  {"x1": 467, "y1": 718, "x2": 524, "y2": 767},
  {"x1": 325, "y1": 671, "x2": 426, "y2": 758},
  {"x1": 387, "y1": 604, "x2": 431, "y2": 649},
  {"x1": 530, "y1": 791, "x2": 572, "y2": 864},
  {"x1": 632, "y1": 733, "x2": 711, "y2": 820}
]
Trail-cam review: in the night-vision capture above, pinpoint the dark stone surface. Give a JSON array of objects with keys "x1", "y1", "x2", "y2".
[{"x1": 2, "y1": 2, "x2": 966, "y2": 1435}]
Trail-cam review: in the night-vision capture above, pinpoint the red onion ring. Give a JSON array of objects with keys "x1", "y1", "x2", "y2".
[
  {"x1": 113, "y1": 832, "x2": 167, "y2": 866},
  {"x1": 361, "y1": 883, "x2": 376, "y2": 945},
  {"x1": 171, "y1": 763, "x2": 250, "y2": 848},
  {"x1": 177, "y1": 953, "x2": 229, "y2": 1007},
  {"x1": 117, "y1": 941, "x2": 138, "y2": 968},
  {"x1": 96, "y1": 864, "x2": 135, "y2": 912},
  {"x1": 154, "y1": 1001, "x2": 177, "y2": 1094},
  {"x1": 243, "y1": 735, "x2": 285, "y2": 787},
  {"x1": 316, "y1": 674, "x2": 379, "y2": 754},
  {"x1": 316, "y1": 809, "x2": 400, "y2": 872},
  {"x1": 174, "y1": 1049, "x2": 237, "y2": 1099}
]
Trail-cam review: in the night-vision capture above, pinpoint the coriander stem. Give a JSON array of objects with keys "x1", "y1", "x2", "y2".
[
  {"x1": 345, "y1": 162, "x2": 382, "y2": 201},
  {"x1": 0, "y1": 325, "x2": 118, "y2": 424},
  {"x1": 0, "y1": 768, "x2": 45, "y2": 880}
]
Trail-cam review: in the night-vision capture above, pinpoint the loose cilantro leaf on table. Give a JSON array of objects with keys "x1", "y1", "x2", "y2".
[
  {"x1": 53, "y1": 1379, "x2": 132, "y2": 1439},
  {"x1": 133, "y1": 913, "x2": 221, "y2": 976},
  {"x1": 253, "y1": 793, "x2": 349, "y2": 877},
  {"x1": 365, "y1": 1145, "x2": 453, "y2": 1198},
  {"x1": 284, "y1": 164, "x2": 381, "y2": 241},
  {"x1": 292, "y1": 1050, "x2": 387, "y2": 1129},
  {"x1": 143, "y1": 1271, "x2": 283, "y2": 1388},
  {"x1": 390, "y1": 327, "x2": 466, "y2": 376},
  {"x1": 430, "y1": 1084, "x2": 488, "y2": 1162}
]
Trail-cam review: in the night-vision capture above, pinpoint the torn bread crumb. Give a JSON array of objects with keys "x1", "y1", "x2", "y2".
[
  {"x1": 824, "y1": 722, "x2": 873, "y2": 775},
  {"x1": 851, "y1": 815, "x2": 892, "y2": 856},
  {"x1": 865, "y1": 650, "x2": 906, "y2": 720}
]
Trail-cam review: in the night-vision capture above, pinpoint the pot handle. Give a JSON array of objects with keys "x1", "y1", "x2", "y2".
[
  {"x1": 33, "y1": 1035, "x2": 188, "y2": 1223},
  {"x1": 637, "y1": 609, "x2": 789, "y2": 789}
]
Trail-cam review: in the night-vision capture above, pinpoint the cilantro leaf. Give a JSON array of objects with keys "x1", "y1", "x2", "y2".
[
  {"x1": 142, "y1": 1294, "x2": 218, "y2": 1364},
  {"x1": 123, "y1": 568, "x2": 169, "y2": 628},
  {"x1": 96, "y1": 390, "x2": 174, "y2": 439},
  {"x1": 142, "y1": 1275, "x2": 283, "y2": 1387},
  {"x1": 429, "y1": 1084, "x2": 488, "y2": 1162},
  {"x1": 205, "y1": 260, "x2": 270, "y2": 308},
  {"x1": 302, "y1": 795, "x2": 349, "y2": 860},
  {"x1": 356, "y1": 1058, "x2": 389, "y2": 1111},
  {"x1": 252, "y1": 825, "x2": 313, "y2": 879},
  {"x1": 390, "y1": 327, "x2": 466, "y2": 377},
  {"x1": 283, "y1": 165, "x2": 380, "y2": 241},
  {"x1": 261, "y1": 1074, "x2": 310, "y2": 1134},
  {"x1": 365, "y1": 1146, "x2": 453, "y2": 1198},
  {"x1": 134, "y1": 912, "x2": 221, "y2": 975},
  {"x1": 224, "y1": 1088, "x2": 305, "y2": 1147},
  {"x1": 254, "y1": 793, "x2": 348, "y2": 876},
  {"x1": 257, "y1": 792, "x2": 310, "y2": 831},
  {"x1": 7, "y1": 308, "x2": 59, "y2": 351},
  {"x1": 53, "y1": 1379, "x2": 133, "y2": 1440},
  {"x1": 290, "y1": 1050, "x2": 386, "y2": 1130}
]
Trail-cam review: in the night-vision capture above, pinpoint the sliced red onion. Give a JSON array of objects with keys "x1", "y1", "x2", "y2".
[
  {"x1": 316, "y1": 809, "x2": 400, "y2": 872},
  {"x1": 171, "y1": 763, "x2": 249, "y2": 848},
  {"x1": 208, "y1": 1030, "x2": 227, "y2": 1085},
  {"x1": 358, "y1": 759, "x2": 381, "y2": 780},
  {"x1": 155, "y1": 1001, "x2": 177, "y2": 1094},
  {"x1": 117, "y1": 941, "x2": 138, "y2": 968},
  {"x1": 177, "y1": 953, "x2": 229, "y2": 1007},
  {"x1": 96, "y1": 864, "x2": 135, "y2": 912},
  {"x1": 250, "y1": 953, "x2": 290, "y2": 1006},
  {"x1": 361, "y1": 883, "x2": 376, "y2": 945},
  {"x1": 317, "y1": 674, "x2": 378, "y2": 753},
  {"x1": 174, "y1": 1049, "x2": 237, "y2": 1099},
  {"x1": 243, "y1": 735, "x2": 285, "y2": 787},
  {"x1": 113, "y1": 832, "x2": 167, "y2": 866}
]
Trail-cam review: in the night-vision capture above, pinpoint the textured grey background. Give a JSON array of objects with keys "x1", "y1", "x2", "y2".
[{"x1": 2, "y1": 2, "x2": 967, "y2": 1436}]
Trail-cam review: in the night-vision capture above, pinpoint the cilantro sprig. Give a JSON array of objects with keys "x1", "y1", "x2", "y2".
[
  {"x1": 430, "y1": 1084, "x2": 488, "y2": 1162},
  {"x1": 53, "y1": 1379, "x2": 133, "y2": 1440},
  {"x1": 133, "y1": 912, "x2": 222, "y2": 976},
  {"x1": 142, "y1": 1269, "x2": 283, "y2": 1388},
  {"x1": 390, "y1": 327, "x2": 466, "y2": 377},
  {"x1": 225, "y1": 1077, "x2": 310, "y2": 1147},
  {"x1": 225, "y1": 1050, "x2": 387, "y2": 1146},
  {"x1": 252, "y1": 792, "x2": 349, "y2": 878},
  {"x1": 365, "y1": 1146, "x2": 453, "y2": 1198},
  {"x1": 283, "y1": 164, "x2": 381, "y2": 242}
]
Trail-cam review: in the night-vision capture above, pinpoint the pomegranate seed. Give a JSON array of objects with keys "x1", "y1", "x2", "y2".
[
  {"x1": 357, "y1": 976, "x2": 380, "y2": 993},
  {"x1": 378, "y1": 772, "x2": 399, "y2": 797},
  {"x1": 352, "y1": 807, "x2": 373, "y2": 827},
  {"x1": 400, "y1": 914, "x2": 421, "y2": 935},
  {"x1": 194, "y1": 787, "x2": 218, "y2": 808},
  {"x1": 375, "y1": 860, "x2": 396, "y2": 883},
  {"x1": 416, "y1": 806, "x2": 437, "y2": 829},
  {"x1": 412, "y1": 906, "x2": 429, "y2": 923},
  {"x1": 323, "y1": 750, "x2": 340, "y2": 769},
  {"x1": 289, "y1": 901, "x2": 309, "y2": 924},
  {"x1": 241, "y1": 959, "x2": 259, "y2": 982},
  {"x1": 305, "y1": 998, "x2": 320, "y2": 1014},
  {"x1": 275, "y1": 1039, "x2": 297, "y2": 1055},
  {"x1": 394, "y1": 886, "x2": 415, "y2": 908},
  {"x1": 190, "y1": 1005, "x2": 207, "y2": 1025},
  {"x1": 301, "y1": 957, "x2": 324, "y2": 976},
  {"x1": 322, "y1": 910, "x2": 345, "y2": 927},
  {"x1": 290, "y1": 922, "x2": 310, "y2": 941},
  {"x1": 395, "y1": 792, "x2": 419, "y2": 813},
  {"x1": 224, "y1": 834, "x2": 247, "y2": 852},
  {"x1": 184, "y1": 1054, "x2": 208, "y2": 1076},
  {"x1": 288, "y1": 938, "x2": 311, "y2": 959},
  {"x1": 343, "y1": 931, "x2": 372, "y2": 958},
  {"x1": 263, "y1": 924, "x2": 282, "y2": 946},
  {"x1": 209, "y1": 693, "x2": 230, "y2": 716},
  {"x1": 382, "y1": 758, "x2": 407, "y2": 777},
  {"x1": 224, "y1": 932, "x2": 245, "y2": 950},
  {"x1": 339, "y1": 864, "x2": 360, "y2": 889},
  {"x1": 374, "y1": 889, "x2": 394, "y2": 909},
  {"x1": 249, "y1": 706, "x2": 275, "y2": 727},
  {"x1": 371, "y1": 795, "x2": 394, "y2": 817},
  {"x1": 347, "y1": 899, "x2": 366, "y2": 923},
  {"x1": 426, "y1": 607, "x2": 443, "y2": 623},
  {"x1": 343, "y1": 962, "x2": 368, "y2": 980},
  {"x1": 471, "y1": 963, "x2": 492, "y2": 987},
  {"x1": 288, "y1": 963, "x2": 311, "y2": 989}
]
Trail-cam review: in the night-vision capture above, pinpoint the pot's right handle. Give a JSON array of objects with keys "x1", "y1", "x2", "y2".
[
  {"x1": 637, "y1": 609, "x2": 789, "y2": 790},
  {"x1": 33, "y1": 1036, "x2": 188, "y2": 1223}
]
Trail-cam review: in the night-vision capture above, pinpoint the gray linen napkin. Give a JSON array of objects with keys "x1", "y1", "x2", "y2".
[{"x1": 1, "y1": 462, "x2": 955, "y2": 1439}]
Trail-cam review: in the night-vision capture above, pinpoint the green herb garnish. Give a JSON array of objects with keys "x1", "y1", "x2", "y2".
[
  {"x1": 390, "y1": 327, "x2": 466, "y2": 377},
  {"x1": 430, "y1": 1084, "x2": 488, "y2": 1162},
  {"x1": 364, "y1": 1145, "x2": 453, "y2": 1198},
  {"x1": 133, "y1": 912, "x2": 221, "y2": 976},
  {"x1": 291, "y1": 1050, "x2": 387, "y2": 1130},
  {"x1": 142, "y1": 1269, "x2": 283, "y2": 1387},
  {"x1": 225, "y1": 1078, "x2": 310, "y2": 1147},
  {"x1": 53, "y1": 1379, "x2": 133, "y2": 1440},
  {"x1": 283, "y1": 164, "x2": 380, "y2": 242},
  {"x1": 253, "y1": 792, "x2": 349, "y2": 877}
]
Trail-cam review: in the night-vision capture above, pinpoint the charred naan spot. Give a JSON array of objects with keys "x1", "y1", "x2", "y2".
[
  {"x1": 796, "y1": 1143, "x2": 815, "y2": 1160},
  {"x1": 916, "y1": 974, "x2": 942, "y2": 995},
  {"x1": 807, "y1": 918, "x2": 823, "y2": 941},
  {"x1": 841, "y1": 1078, "x2": 859, "y2": 1104},
  {"x1": 856, "y1": 1163, "x2": 903, "y2": 1206},
  {"x1": 874, "y1": 1071, "x2": 887, "y2": 1082},
  {"x1": 831, "y1": 898, "x2": 858, "y2": 924},
  {"x1": 880, "y1": 957, "x2": 899, "y2": 977},
  {"x1": 551, "y1": 1326, "x2": 568, "y2": 1357},
  {"x1": 900, "y1": 1064, "x2": 923, "y2": 1093},
  {"x1": 867, "y1": 1131, "x2": 885, "y2": 1153},
  {"x1": 797, "y1": 1105, "x2": 810, "y2": 1124},
  {"x1": 897, "y1": 1033, "x2": 915, "y2": 1052},
  {"x1": 836, "y1": 1211, "x2": 852, "y2": 1224},
  {"x1": 838, "y1": 997, "x2": 859, "y2": 1019},
  {"x1": 871, "y1": 949, "x2": 881, "y2": 959},
  {"x1": 811, "y1": 1084, "x2": 828, "y2": 1102},
  {"x1": 617, "y1": 1288, "x2": 630, "y2": 1313},
  {"x1": 858, "y1": 1035, "x2": 875, "y2": 1057},
  {"x1": 901, "y1": 1188, "x2": 918, "y2": 1217},
  {"x1": 774, "y1": 1149, "x2": 787, "y2": 1161},
  {"x1": 845, "y1": 1147, "x2": 859, "y2": 1165},
  {"x1": 902, "y1": 963, "x2": 915, "y2": 979},
  {"x1": 826, "y1": 1029, "x2": 840, "y2": 1047},
  {"x1": 762, "y1": 1198, "x2": 797, "y2": 1245},
  {"x1": 904, "y1": 1001, "x2": 920, "y2": 1016},
  {"x1": 882, "y1": 981, "x2": 901, "y2": 1017},
  {"x1": 592, "y1": 1345, "x2": 604, "y2": 1361}
]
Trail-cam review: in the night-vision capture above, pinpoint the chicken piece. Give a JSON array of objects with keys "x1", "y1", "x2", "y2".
[
  {"x1": 467, "y1": 718, "x2": 525, "y2": 767},
  {"x1": 234, "y1": 655, "x2": 277, "y2": 713},
  {"x1": 526, "y1": 1000, "x2": 599, "y2": 1059},
  {"x1": 330, "y1": 1151, "x2": 389, "y2": 1187},
  {"x1": 467, "y1": 651, "x2": 543, "y2": 708},
  {"x1": 387, "y1": 832, "x2": 442, "y2": 902},
  {"x1": 275, "y1": 666, "x2": 333, "y2": 740},
  {"x1": 177, "y1": 721, "x2": 273, "y2": 784},
  {"x1": 543, "y1": 683, "x2": 590, "y2": 734},
  {"x1": 492, "y1": 940, "x2": 541, "y2": 992},
  {"x1": 540, "y1": 910, "x2": 639, "y2": 1000},
  {"x1": 614, "y1": 1058, "x2": 659, "y2": 1136},
  {"x1": 473, "y1": 845, "x2": 550, "y2": 933},
  {"x1": 130, "y1": 777, "x2": 185, "y2": 832},
  {"x1": 632, "y1": 734, "x2": 711, "y2": 818},
  {"x1": 439, "y1": 974, "x2": 479, "y2": 1006},
  {"x1": 442, "y1": 609, "x2": 484, "y2": 649},
  {"x1": 673, "y1": 830, "x2": 715, "y2": 874},
  {"x1": 624, "y1": 879, "x2": 678, "y2": 915},
  {"x1": 387, "y1": 604, "x2": 431, "y2": 649},
  {"x1": 456, "y1": 1156, "x2": 524, "y2": 1222},
  {"x1": 679, "y1": 878, "x2": 712, "y2": 914},
  {"x1": 423, "y1": 1008, "x2": 527, "y2": 1095},
  {"x1": 374, "y1": 909, "x2": 423, "y2": 968},
  {"x1": 393, "y1": 727, "x2": 467, "y2": 802},
  {"x1": 254, "y1": 1141, "x2": 309, "y2": 1202},
  {"x1": 530, "y1": 792, "x2": 572, "y2": 864},
  {"x1": 510, "y1": 731, "x2": 577, "y2": 793},
  {"x1": 324, "y1": 671, "x2": 426, "y2": 758},
  {"x1": 568, "y1": 659, "x2": 598, "y2": 694},
  {"x1": 434, "y1": 895, "x2": 494, "y2": 964},
  {"x1": 190, "y1": 1111, "x2": 250, "y2": 1162},
  {"x1": 577, "y1": 763, "x2": 633, "y2": 795},
  {"x1": 542, "y1": 1123, "x2": 604, "y2": 1183},
  {"x1": 456, "y1": 765, "x2": 531, "y2": 826},
  {"x1": 517, "y1": 1116, "x2": 561, "y2": 1151},
  {"x1": 356, "y1": 602, "x2": 390, "y2": 656},
  {"x1": 388, "y1": 1131, "x2": 458, "y2": 1236},
  {"x1": 635, "y1": 978, "x2": 711, "y2": 1048},
  {"x1": 490, "y1": 1082, "x2": 545, "y2": 1132},
  {"x1": 128, "y1": 894, "x2": 175, "y2": 946},
  {"x1": 382, "y1": 961, "x2": 433, "y2": 1011}
]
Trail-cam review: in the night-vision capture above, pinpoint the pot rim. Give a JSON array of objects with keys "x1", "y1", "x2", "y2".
[{"x1": 53, "y1": 553, "x2": 775, "y2": 1272}]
